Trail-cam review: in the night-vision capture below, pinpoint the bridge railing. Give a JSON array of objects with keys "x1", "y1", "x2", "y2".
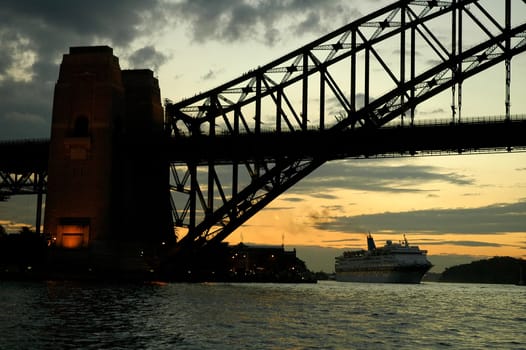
[
  {"x1": 382, "y1": 114, "x2": 526, "y2": 128},
  {"x1": 169, "y1": 114, "x2": 526, "y2": 137}
]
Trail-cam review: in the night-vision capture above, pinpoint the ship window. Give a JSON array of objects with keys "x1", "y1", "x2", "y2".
[{"x1": 73, "y1": 115, "x2": 89, "y2": 137}]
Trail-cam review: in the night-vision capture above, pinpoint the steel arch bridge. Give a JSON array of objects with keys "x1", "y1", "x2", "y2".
[{"x1": 164, "y1": 0, "x2": 526, "y2": 251}]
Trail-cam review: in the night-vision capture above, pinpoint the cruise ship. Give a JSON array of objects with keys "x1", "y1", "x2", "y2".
[{"x1": 335, "y1": 233, "x2": 432, "y2": 283}]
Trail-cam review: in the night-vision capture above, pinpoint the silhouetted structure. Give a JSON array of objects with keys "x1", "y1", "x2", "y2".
[
  {"x1": 439, "y1": 257, "x2": 526, "y2": 284},
  {"x1": 228, "y1": 243, "x2": 313, "y2": 282},
  {"x1": 169, "y1": 242, "x2": 315, "y2": 283},
  {"x1": 44, "y1": 46, "x2": 173, "y2": 276}
]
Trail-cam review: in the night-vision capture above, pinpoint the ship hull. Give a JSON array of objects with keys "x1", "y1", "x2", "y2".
[{"x1": 335, "y1": 265, "x2": 431, "y2": 284}]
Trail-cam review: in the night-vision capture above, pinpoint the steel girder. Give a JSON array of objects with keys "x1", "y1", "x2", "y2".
[
  {"x1": 165, "y1": 0, "x2": 526, "y2": 248},
  {"x1": 0, "y1": 171, "x2": 47, "y2": 201},
  {"x1": 0, "y1": 169, "x2": 46, "y2": 233},
  {"x1": 0, "y1": 140, "x2": 49, "y2": 200}
]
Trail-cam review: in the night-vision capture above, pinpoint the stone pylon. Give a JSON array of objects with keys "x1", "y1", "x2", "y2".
[{"x1": 44, "y1": 46, "x2": 173, "y2": 275}]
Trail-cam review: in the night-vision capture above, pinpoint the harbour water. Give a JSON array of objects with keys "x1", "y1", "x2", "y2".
[{"x1": 1, "y1": 280, "x2": 525, "y2": 349}]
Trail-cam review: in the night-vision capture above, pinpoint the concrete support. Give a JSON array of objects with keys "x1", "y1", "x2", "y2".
[
  {"x1": 43, "y1": 46, "x2": 172, "y2": 274},
  {"x1": 44, "y1": 46, "x2": 123, "y2": 249}
]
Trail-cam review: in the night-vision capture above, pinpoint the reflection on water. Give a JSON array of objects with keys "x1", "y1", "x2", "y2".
[{"x1": 1, "y1": 281, "x2": 525, "y2": 349}]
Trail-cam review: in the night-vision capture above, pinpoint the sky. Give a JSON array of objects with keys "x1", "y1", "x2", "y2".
[{"x1": 1, "y1": 0, "x2": 525, "y2": 273}]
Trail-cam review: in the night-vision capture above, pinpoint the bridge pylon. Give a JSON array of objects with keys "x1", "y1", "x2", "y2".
[{"x1": 43, "y1": 46, "x2": 172, "y2": 275}]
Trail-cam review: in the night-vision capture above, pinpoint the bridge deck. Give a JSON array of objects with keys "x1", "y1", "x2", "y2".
[
  {"x1": 1, "y1": 118, "x2": 525, "y2": 173},
  {"x1": 167, "y1": 118, "x2": 526, "y2": 164},
  {"x1": 0, "y1": 139, "x2": 49, "y2": 172}
]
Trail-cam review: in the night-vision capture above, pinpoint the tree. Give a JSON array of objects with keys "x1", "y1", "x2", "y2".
[{"x1": 19, "y1": 226, "x2": 34, "y2": 236}]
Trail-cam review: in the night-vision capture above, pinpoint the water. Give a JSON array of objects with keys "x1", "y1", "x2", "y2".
[{"x1": 1, "y1": 280, "x2": 525, "y2": 350}]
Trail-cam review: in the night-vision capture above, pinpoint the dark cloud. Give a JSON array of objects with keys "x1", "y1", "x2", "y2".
[
  {"x1": 313, "y1": 200, "x2": 526, "y2": 235},
  {"x1": 0, "y1": 0, "x2": 365, "y2": 140},
  {"x1": 423, "y1": 240, "x2": 503, "y2": 247},
  {"x1": 171, "y1": 0, "x2": 360, "y2": 45},
  {"x1": 0, "y1": 80, "x2": 53, "y2": 139},
  {"x1": 281, "y1": 197, "x2": 305, "y2": 203},
  {"x1": 0, "y1": 0, "x2": 169, "y2": 140},
  {"x1": 128, "y1": 46, "x2": 169, "y2": 72},
  {"x1": 309, "y1": 193, "x2": 340, "y2": 200},
  {"x1": 262, "y1": 206, "x2": 295, "y2": 211},
  {"x1": 0, "y1": 1, "x2": 165, "y2": 49},
  {"x1": 293, "y1": 160, "x2": 474, "y2": 196}
]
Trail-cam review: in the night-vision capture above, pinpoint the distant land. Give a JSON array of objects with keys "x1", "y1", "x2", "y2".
[{"x1": 439, "y1": 256, "x2": 525, "y2": 285}]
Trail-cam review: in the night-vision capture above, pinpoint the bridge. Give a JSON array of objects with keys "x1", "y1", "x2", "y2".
[
  {"x1": 1, "y1": 0, "x2": 526, "y2": 265},
  {"x1": 163, "y1": 0, "x2": 526, "y2": 251}
]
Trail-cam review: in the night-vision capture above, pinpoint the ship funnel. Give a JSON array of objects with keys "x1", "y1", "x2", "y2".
[{"x1": 367, "y1": 233, "x2": 376, "y2": 251}]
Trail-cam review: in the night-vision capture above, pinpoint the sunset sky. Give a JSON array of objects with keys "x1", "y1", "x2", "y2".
[{"x1": 1, "y1": 0, "x2": 525, "y2": 272}]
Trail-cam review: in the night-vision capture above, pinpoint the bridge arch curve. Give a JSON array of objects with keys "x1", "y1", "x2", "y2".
[{"x1": 165, "y1": 0, "x2": 526, "y2": 250}]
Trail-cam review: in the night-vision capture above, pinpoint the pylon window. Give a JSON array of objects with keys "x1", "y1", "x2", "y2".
[{"x1": 73, "y1": 115, "x2": 89, "y2": 137}]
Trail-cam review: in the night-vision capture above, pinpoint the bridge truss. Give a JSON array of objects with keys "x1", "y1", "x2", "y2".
[
  {"x1": 165, "y1": 0, "x2": 526, "y2": 250},
  {"x1": 0, "y1": 140, "x2": 48, "y2": 201},
  {"x1": 0, "y1": 140, "x2": 48, "y2": 233}
]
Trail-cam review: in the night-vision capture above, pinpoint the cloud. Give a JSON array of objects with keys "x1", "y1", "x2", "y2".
[
  {"x1": 313, "y1": 200, "x2": 526, "y2": 235},
  {"x1": 292, "y1": 159, "x2": 474, "y2": 196},
  {"x1": 0, "y1": 81, "x2": 54, "y2": 139},
  {"x1": 308, "y1": 192, "x2": 340, "y2": 200},
  {"x1": 281, "y1": 197, "x2": 305, "y2": 203},
  {"x1": 208, "y1": 157, "x2": 468, "y2": 206},
  {"x1": 201, "y1": 69, "x2": 221, "y2": 81},
  {"x1": 462, "y1": 192, "x2": 480, "y2": 197},
  {"x1": 0, "y1": 0, "x2": 366, "y2": 140},
  {"x1": 262, "y1": 206, "x2": 295, "y2": 211},
  {"x1": 321, "y1": 238, "x2": 362, "y2": 244},
  {"x1": 170, "y1": 0, "x2": 361, "y2": 45},
  {"x1": 423, "y1": 240, "x2": 503, "y2": 247},
  {"x1": 128, "y1": 46, "x2": 169, "y2": 72},
  {"x1": 0, "y1": 0, "x2": 169, "y2": 140},
  {"x1": 0, "y1": 1, "x2": 166, "y2": 48},
  {"x1": 0, "y1": 196, "x2": 40, "y2": 232}
]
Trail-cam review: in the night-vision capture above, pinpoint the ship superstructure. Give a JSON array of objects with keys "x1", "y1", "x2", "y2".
[{"x1": 335, "y1": 234, "x2": 432, "y2": 283}]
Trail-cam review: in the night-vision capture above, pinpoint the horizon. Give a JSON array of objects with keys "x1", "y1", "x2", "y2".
[{"x1": 1, "y1": 0, "x2": 525, "y2": 273}]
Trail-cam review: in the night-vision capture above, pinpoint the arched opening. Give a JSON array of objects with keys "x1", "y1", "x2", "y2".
[{"x1": 73, "y1": 115, "x2": 89, "y2": 137}]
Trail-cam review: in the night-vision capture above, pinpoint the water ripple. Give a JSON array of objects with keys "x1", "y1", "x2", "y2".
[{"x1": 1, "y1": 281, "x2": 525, "y2": 349}]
